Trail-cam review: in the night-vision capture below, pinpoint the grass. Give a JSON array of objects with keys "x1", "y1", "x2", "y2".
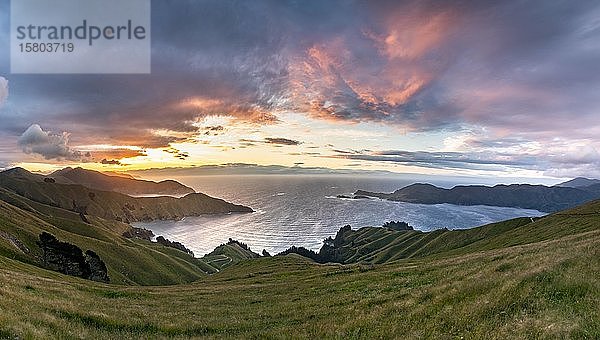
[
  {"x1": 0, "y1": 192, "x2": 209, "y2": 285},
  {"x1": 0, "y1": 227, "x2": 597, "y2": 338},
  {"x1": 0, "y1": 186, "x2": 598, "y2": 337}
]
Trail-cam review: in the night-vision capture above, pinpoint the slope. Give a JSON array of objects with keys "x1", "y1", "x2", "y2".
[
  {"x1": 0, "y1": 190, "x2": 214, "y2": 285},
  {"x1": 0, "y1": 169, "x2": 252, "y2": 223},
  {"x1": 295, "y1": 199, "x2": 599, "y2": 265},
  {"x1": 355, "y1": 182, "x2": 597, "y2": 212},
  {"x1": 556, "y1": 177, "x2": 600, "y2": 188},
  {"x1": 50, "y1": 167, "x2": 195, "y2": 196},
  {"x1": 0, "y1": 203, "x2": 597, "y2": 338}
]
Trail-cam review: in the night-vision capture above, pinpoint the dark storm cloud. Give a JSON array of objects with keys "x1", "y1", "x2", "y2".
[{"x1": 1, "y1": 0, "x2": 600, "y2": 160}]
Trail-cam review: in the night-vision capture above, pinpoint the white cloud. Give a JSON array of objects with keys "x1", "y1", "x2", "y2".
[
  {"x1": 17, "y1": 124, "x2": 87, "y2": 161},
  {"x1": 0, "y1": 76, "x2": 7, "y2": 107}
]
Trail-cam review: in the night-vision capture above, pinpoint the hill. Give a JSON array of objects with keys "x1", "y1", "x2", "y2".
[
  {"x1": 0, "y1": 197, "x2": 598, "y2": 337},
  {"x1": 0, "y1": 168, "x2": 252, "y2": 223},
  {"x1": 355, "y1": 182, "x2": 598, "y2": 212},
  {"x1": 0, "y1": 194, "x2": 215, "y2": 285},
  {"x1": 202, "y1": 239, "x2": 261, "y2": 271},
  {"x1": 556, "y1": 177, "x2": 600, "y2": 188},
  {"x1": 0, "y1": 171, "x2": 598, "y2": 337},
  {"x1": 0, "y1": 179, "x2": 260, "y2": 284},
  {"x1": 48, "y1": 167, "x2": 195, "y2": 196},
  {"x1": 2, "y1": 167, "x2": 195, "y2": 196}
]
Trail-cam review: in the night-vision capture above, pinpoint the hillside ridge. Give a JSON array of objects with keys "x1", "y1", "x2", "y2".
[{"x1": 355, "y1": 182, "x2": 600, "y2": 212}]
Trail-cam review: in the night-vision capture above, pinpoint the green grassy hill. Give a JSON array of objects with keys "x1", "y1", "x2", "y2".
[
  {"x1": 311, "y1": 209, "x2": 596, "y2": 264},
  {"x1": 0, "y1": 187, "x2": 598, "y2": 337},
  {"x1": 202, "y1": 239, "x2": 261, "y2": 271},
  {"x1": 0, "y1": 189, "x2": 214, "y2": 285}
]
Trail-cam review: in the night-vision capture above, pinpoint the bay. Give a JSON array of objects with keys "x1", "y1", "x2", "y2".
[{"x1": 133, "y1": 175, "x2": 545, "y2": 256}]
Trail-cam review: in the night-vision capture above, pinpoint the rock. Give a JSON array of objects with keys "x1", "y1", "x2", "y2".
[{"x1": 122, "y1": 227, "x2": 154, "y2": 241}]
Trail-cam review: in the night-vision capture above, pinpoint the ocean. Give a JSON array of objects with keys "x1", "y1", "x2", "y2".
[{"x1": 133, "y1": 175, "x2": 545, "y2": 256}]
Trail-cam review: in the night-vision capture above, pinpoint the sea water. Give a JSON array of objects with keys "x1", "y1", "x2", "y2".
[{"x1": 133, "y1": 175, "x2": 545, "y2": 256}]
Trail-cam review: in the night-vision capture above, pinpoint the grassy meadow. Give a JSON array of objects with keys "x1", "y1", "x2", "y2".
[{"x1": 0, "y1": 197, "x2": 599, "y2": 338}]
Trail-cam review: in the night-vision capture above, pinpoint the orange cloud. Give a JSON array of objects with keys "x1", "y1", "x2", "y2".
[
  {"x1": 91, "y1": 148, "x2": 147, "y2": 160},
  {"x1": 370, "y1": 10, "x2": 456, "y2": 60},
  {"x1": 286, "y1": 6, "x2": 459, "y2": 125},
  {"x1": 176, "y1": 96, "x2": 279, "y2": 125}
]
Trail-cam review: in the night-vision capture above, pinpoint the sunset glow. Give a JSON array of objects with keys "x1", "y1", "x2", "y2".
[{"x1": 1, "y1": 0, "x2": 599, "y2": 180}]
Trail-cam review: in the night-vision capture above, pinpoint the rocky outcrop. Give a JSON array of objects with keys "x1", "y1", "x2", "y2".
[
  {"x1": 37, "y1": 232, "x2": 109, "y2": 283},
  {"x1": 122, "y1": 227, "x2": 155, "y2": 241},
  {"x1": 156, "y1": 236, "x2": 194, "y2": 256},
  {"x1": 0, "y1": 231, "x2": 30, "y2": 254}
]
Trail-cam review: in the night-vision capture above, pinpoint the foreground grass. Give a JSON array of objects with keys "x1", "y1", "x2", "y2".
[{"x1": 0, "y1": 227, "x2": 598, "y2": 339}]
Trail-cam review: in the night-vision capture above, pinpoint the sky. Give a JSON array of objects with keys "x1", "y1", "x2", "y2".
[{"x1": 1, "y1": 0, "x2": 600, "y2": 181}]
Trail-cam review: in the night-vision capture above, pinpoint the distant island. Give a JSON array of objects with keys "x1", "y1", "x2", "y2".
[{"x1": 355, "y1": 179, "x2": 600, "y2": 213}]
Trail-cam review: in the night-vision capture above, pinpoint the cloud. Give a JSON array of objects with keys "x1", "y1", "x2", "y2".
[
  {"x1": 327, "y1": 144, "x2": 600, "y2": 178},
  {"x1": 238, "y1": 137, "x2": 302, "y2": 146},
  {"x1": 0, "y1": 76, "x2": 7, "y2": 107},
  {"x1": 17, "y1": 124, "x2": 87, "y2": 161},
  {"x1": 100, "y1": 159, "x2": 123, "y2": 166},
  {"x1": 4, "y1": 1, "x2": 598, "y2": 139},
  {"x1": 264, "y1": 137, "x2": 301, "y2": 146},
  {"x1": 129, "y1": 163, "x2": 393, "y2": 177},
  {"x1": 285, "y1": 4, "x2": 459, "y2": 129},
  {"x1": 2, "y1": 0, "x2": 600, "y2": 176},
  {"x1": 91, "y1": 148, "x2": 146, "y2": 160},
  {"x1": 330, "y1": 149, "x2": 534, "y2": 172},
  {"x1": 163, "y1": 147, "x2": 190, "y2": 160}
]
